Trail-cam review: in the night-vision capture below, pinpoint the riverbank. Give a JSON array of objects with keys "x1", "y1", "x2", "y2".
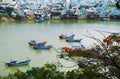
[{"x1": 0, "y1": 14, "x2": 35, "y2": 22}]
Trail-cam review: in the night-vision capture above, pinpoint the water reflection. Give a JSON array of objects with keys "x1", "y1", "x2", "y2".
[{"x1": 5, "y1": 65, "x2": 30, "y2": 71}]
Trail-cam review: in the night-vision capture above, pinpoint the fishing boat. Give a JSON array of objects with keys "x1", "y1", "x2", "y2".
[
  {"x1": 34, "y1": 45, "x2": 52, "y2": 50},
  {"x1": 100, "y1": 17, "x2": 109, "y2": 21},
  {"x1": 28, "y1": 40, "x2": 36, "y2": 46},
  {"x1": 35, "y1": 18, "x2": 49, "y2": 22},
  {"x1": 28, "y1": 40, "x2": 47, "y2": 46},
  {"x1": 59, "y1": 34, "x2": 75, "y2": 39},
  {"x1": 66, "y1": 38, "x2": 82, "y2": 42},
  {"x1": 5, "y1": 59, "x2": 31, "y2": 66}
]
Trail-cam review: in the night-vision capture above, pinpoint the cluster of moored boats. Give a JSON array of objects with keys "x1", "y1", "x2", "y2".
[
  {"x1": 28, "y1": 40, "x2": 52, "y2": 50},
  {"x1": 59, "y1": 34, "x2": 82, "y2": 42},
  {"x1": 5, "y1": 31, "x2": 120, "y2": 67},
  {"x1": 5, "y1": 34, "x2": 82, "y2": 67}
]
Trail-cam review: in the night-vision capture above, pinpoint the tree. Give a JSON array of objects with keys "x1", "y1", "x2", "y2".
[
  {"x1": 0, "y1": 6, "x2": 4, "y2": 10},
  {"x1": 79, "y1": 30, "x2": 120, "y2": 79},
  {"x1": 5, "y1": 7, "x2": 14, "y2": 17},
  {"x1": 58, "y1": 30, "x2": 120, "y2": 79},
  {"x1": 115, "y1": 0, "x2": 120, "y2": 9}
]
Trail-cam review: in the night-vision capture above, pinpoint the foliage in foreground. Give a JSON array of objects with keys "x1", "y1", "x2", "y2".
[
  {"x1": 0, "y1": 63, "x2": 105, "y2": 79},
  {"x1": 59, "y1": 30, "x2": 120, "y2": 79}
]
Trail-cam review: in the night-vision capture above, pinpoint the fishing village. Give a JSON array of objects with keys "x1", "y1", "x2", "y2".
[
  {"x1": 0, "y1": 0, "x2": 120, "y2": 79},
  {"x1": 0, "y1": 0, "x2": 120, "y2": 21}
]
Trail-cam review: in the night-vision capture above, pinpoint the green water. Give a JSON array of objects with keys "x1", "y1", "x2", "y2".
[{"x1": 0, "y1": 20, "x2": 120, "y2": 75}]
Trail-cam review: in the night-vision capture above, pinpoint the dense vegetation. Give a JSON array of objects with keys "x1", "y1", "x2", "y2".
[
  {"x1": 0, "y1": 63, "x2": 105, "y2": 79},
  {"x1": 115, "y1": 0, "x2": 120, "y2": 9},
  {"x1": 0, "y1": 6, "x2": 26, "y2": 21},
  {"x1": 0, "y1": 6, "x2": 14, "y2": 21},
  {"x1": 0, "y1": 6, "x2": 14, "y2": 16}
]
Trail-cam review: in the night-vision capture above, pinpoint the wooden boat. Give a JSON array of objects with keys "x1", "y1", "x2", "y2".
[
  {"x1": 60, "y1": 13, "x2": 78, "y2": 19},
  {"x1": 34, "y1": 45, "x2": 52, "y2": 50},
  {"x1": 59, "y1": 34, "x2": 75, "y2": 39},
  {"x1": 28, "y1": 40, "x2": 36, "y2": 46},
  {"x1": 5, "y1": 59, "x2": 31, "y2": 66},
  {"x1": 66, "y1": 38, "x2": 82, "y2": 42},
  {"x1": 28, "y1": 40, "x2": 47, "y2": 46},
  {"x1": 35, "y1": 19, "x2": 49, "y2": 22},
  {"x1": 100, "y1": 17, "x2": 109, "y2": 21}
]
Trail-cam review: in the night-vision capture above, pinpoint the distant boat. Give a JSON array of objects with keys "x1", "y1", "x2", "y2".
[
  {"x1": 28, "y1": 40, "x2": 47, "y2": 46},
  {"x1": 66, "y1": 38, "x2": 82, "y2": 42},
  {"x1": 34, "y1": 45, "x2": 52, "y2": 50},
  {"x1": 100, "y1": 17, "x2": 109, "y2": 21},
  {"x1": 59, "y1": 34, "x2": 75, "y2": 39},
  {"x1": 35, "y1": 19, "x2": 49, "y2": 22},
  {"x1": 5, "y1": 59, "x2": 31, "y2": 66},
  {"x1": 28, "y1": 40, "x2": 36, "y2": 46}
]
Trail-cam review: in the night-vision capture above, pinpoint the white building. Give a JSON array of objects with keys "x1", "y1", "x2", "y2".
[{"x1": 0, "y1": 0, "x2": 16, "y2": 4}]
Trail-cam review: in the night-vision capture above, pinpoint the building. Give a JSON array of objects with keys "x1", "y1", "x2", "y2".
[{"x1": 0, "y1": 0, "x2": 16, "y2": 4}]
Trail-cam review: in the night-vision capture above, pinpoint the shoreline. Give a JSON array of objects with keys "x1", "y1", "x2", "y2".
[{"x1": 0, "y1": 16, "x2": 120, "y2": 23}]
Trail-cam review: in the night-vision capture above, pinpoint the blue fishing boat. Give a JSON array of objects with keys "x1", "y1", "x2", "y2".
[
  {"x1": 34, "y1": 45, "x2": 52, "y2": 50},
  {"x1": 35, "y1": 19, "x2": 49, "y2": 22},
  {"x1": 66, "y1": 38, "x2": 82, "y2": 42},
  {"x1": 28, "y1": 40, "x2": 47, "y2": 46},
  {"x1": 59, "y1": 34, "x2": 75, "y2": 39},
  {"x1": 5, "y1": 59, "x2": 31, "y2": 66}
]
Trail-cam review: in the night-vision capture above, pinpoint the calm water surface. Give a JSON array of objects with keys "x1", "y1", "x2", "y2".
[{"x1": 0, "y1": 20, "x2": 120, "y2": 75}]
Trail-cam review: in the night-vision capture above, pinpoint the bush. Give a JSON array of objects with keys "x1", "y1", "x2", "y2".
[{"x1": 15, "y1": 14, "x2": 26, "y2": 21}]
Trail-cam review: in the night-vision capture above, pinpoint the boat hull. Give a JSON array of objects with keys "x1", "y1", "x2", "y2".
[
  {"x1": 66, "y1": 38, "x2": 82, "y2": 42},
  {"x1": 60, "y1": 14, "x2": 78, "y2": 19},
  {"x1": 28, "y1": 41, "x2": 47, "y2": 46},
  {"x1": 35, "y1": 19, "x2": 49, "y2": 22},
  {"x1": 59, "y1": 34, "x2": 75, "y2": 39},
  {"x1": 5, "y1": 59, "x2": 31, "y2": 66},
  {"x1": 34, "y1": 45, "x2": 52, "y2": 50}
]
